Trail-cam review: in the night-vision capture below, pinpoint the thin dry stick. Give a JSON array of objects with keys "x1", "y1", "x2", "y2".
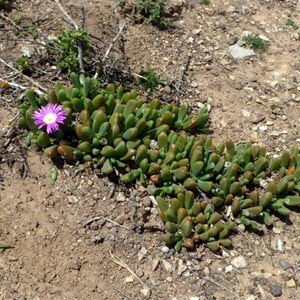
[
  {"x1": 175, "y1": 51, "x2": 191, "y2": 94},
  {"x1": 77, "y1": 3, "x2": 85, "y2": 73},
  {"x1": 204, "y1": 276, "x2": 238, "y2": 298},
  {"x1": 0, "y1": 38, "x2": 60, "y2": 51},
  {"x1": 113, "y1": 288, "x2": 132, "y2": 300},
  {"x1": 0, "y1": 13, "x2": 23, "y2": 31},
  {"x1": 0, "y1": 68, "x2": 46, "y2": 95},
  {"x1": 109, "y1": 251, "x2": 147, "y2": 288},
  {"x1": 83, "y1": 216, "x2": 130, "y2": 230},
  {"x1": 102, "y1": 23, "x2": 126, "y2": 63},
  {"x1": 54, "y1": 0, "x2": 79, "y2": 30},
  {"x1": 54, "y1": 0, "x2": 86, "y2": 73}
]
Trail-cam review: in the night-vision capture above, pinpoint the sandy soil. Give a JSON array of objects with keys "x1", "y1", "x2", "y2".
[{"x1": 1, "y1": 0, "x2": 300, "y2": 299}]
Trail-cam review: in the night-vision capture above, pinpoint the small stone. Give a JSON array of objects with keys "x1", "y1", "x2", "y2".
[
  {"x1": 191, "y1": 81, "x2": 198, "y2": 88},
  {"x1": 125, "y1": 276, "x2": 134, "y2": 283},
  {"x1": 242, "y1": 109, "x2": 251, "y2": 117},
  {"x1": 235, "y1": 82, "x2": 243, "y2": 90},
  {"x1": 192, "y1": 29, "x2": 201, "y2": 35},
  {"x1": 279, "y1": 259, "x2": 291, "y2": 271},
  {"x1": 68, "y1": 196, "x2": 78, "y2": 204},
  {"x1": 204, "y1": 267, "x2": 209, "y2": 276},
  {"x1": 271, "y1": 283, "x2": 282, "y2": 297},
  {"x1": 219, "y1": 22, "x2": 226, "y2": 30},
  {"x1": 259, "y1": 125, "x2": 267, "y2": 133},
  {"x1": 140, "y1": 288, "x2": 150, "y2": 298},
  {"x1": 273, "y1": 227, "x2": 282, "y2": 234},
  {"x1": 166, "y1": 276, "x2": 173, "y2": 282},
  {"x1": 138, "y1": 247, "x2": 148, "y2": 262},
  {"x1": 161, "y1": 246, "x2": 170, "y2": 253},
  {"x1": 203, "y1": 55, "x2": 213, "y2": 62},
  {"x1": 231, "y1": 255, "x2": 247, "y2": 269},
  {"x1": 229, "y1": 36, "x2": 238, "y2": 45},
  {"x1": 286, "y1": 279, "x2": 296, "y2": 288},
  {"x1": 152, "y1": 258, "x2": 159, "y2": 271},
  {"x1": 228, "y1": 44, "x2": 256, "y2": 59},
  {"x1": 293, "y1": 32, "x2": 300, "y2": 40},
  {"x1": 271, "y1": 130, "x2": 281, "y2": 137},
  {"x1": 188, "y1": 37, "x2": 194, "y2": 44},
  {"x1": 182, "y1": 270, "x2": 191, "y2": 278},
  {"x1": 272, "y1": 239, "x2": 284, "y2": 251},
  {"x1": 225, "y1": 265, "x2": 233, "y2": 273},
  {"x1": 164, "y1": 86, "x2": 172, "y2": 94},
  {"x1": 177, "y1": 259, "x2": 187, "y2": 275},
  {"x1": 116, "y1": 192, "x2": 126, "y2": 202},
  {"x1": 190, "y1": 297, "x2": 200, "y2": 300},
  {"x1": 21, "y1": 46, "x2": 33, "y2": 57},
  {"x1": 162, "y1": 260, "x2": 172, "y2": 272},
  {"x1": 142, "y1": 196, "x2": 152, "y2": 208}
]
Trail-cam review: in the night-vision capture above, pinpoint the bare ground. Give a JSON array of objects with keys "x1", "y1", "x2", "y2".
[{"x1": 1, "y1": 0, "x2": 300, "y2": 299}]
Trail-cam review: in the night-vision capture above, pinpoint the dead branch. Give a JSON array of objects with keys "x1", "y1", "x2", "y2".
[
  {"x1": 54, "y1": 0, "x2": 79, "y2": 30},
  {"x1": 204, "y1": 276, "x2": 238, "y2": 298},
  {"x1": 0, "y1": 58, "x2": 47, "y2": 94},
  {"x1": 175, "y1": 50, "x2": 191, "y2": 95},
  {"x1": 77, "y1": 3, "x2": 85, "y2": 73},
  {"x1": 54, "y1": 0, "x2": 87, "y2": 73},
  {"x1": 83, "y1": 216, "x2": 130, "y2": 230},
  {"x1": 102, "y1": 22, "x2": 126, "y2": 63},
  {"x1": 0, "y1": 13, "x2": 23, "y2": 31},
  {"x1": 109, "y1": 251, "x2": 148, "y2": 288}
]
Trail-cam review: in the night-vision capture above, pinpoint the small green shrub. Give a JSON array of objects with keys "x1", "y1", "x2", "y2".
[
  {"x1": 116, "y1": 0, "x2": 125, "y2": 8},
  {"x1": 50, "y1": 29, "x2": 93, "y2": 73},
  {"x1": 17, "y1": 22, "x2": 39, "y2": 39},
  {"x1": 135, "y1": 0, "x2": 171, "y2": 29},
  {"x1": 286, "y1": 19, "x2": 299, "y2": 30},
  {"x1": 17, "y1": 55, "x2": 31, "y2": 73},
  {"x1": 242, "y1": 34, "x2": 268, "y2": 52},
  {"x1": 139, "y1": 66, "x2": 165, "y2": 90}
]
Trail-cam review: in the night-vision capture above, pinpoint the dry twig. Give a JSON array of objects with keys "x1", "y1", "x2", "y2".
[
  {"x1": 0, "y1": 13, "x2": 23, "y2": 30},
  {"x1": 102, "y1": 23, "x2": 126, "y2": 63},
  {"x1": 113, "y1": 287, "x2": 132, "y2": 300},
  {"x1": 0, "y1": 58, "x2": 46, "y2": 94},
  {"x1": 204, "y1": 276, "x2": 238, "y2": 298},
  {"x1": 54, "y1": 0, "x2": 85, "y2": 73},
  {"x1": 77, "y1": 3, "x2": 85, "y2": 73},
  {"x1": 109, "y1": 251, "x2": 147, "y2": 288},
  {"x1": 83, "y1": 216, "x2": 130, "y2": 230},
  {"x1": 175, "y1": 51, "x2": 191, "y2": 95},
  {"x1": 54, "y1": 0, "x2": 79, "y2": 30}
]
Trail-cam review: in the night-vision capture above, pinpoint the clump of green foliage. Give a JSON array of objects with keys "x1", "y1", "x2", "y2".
[
  {"x1": 50, "y1": 29, "x2": 94, "y2": 73},
  {"x1": 286, "y1": 19, "x2": 299, "y2": 30},
  {"x1": 116, "y1": 0, "x2": 125, "y2": 8},
  {"x1": 242, "y1": 34, "x2": 268, "y2": 52},
  {"x1": 17, "y1": 55, "x2": 31, "y2": 73},
  {"x1": 135, "y1": 0, "x2": 171, "y2": 29},
  {"x1": 139, "y1": 66, "x2": 165, "y2": 90},
  {"x1": 17, "y1": 22, "x2": 39, "y2": 39},
  {"x1": 18, "y1": 73, "x2": 300, "y2": 253}
]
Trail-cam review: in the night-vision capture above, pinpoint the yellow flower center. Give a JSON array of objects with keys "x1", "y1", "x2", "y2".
[{"x1": 43, "y1": 113, "x2": 57, "y2": 125}]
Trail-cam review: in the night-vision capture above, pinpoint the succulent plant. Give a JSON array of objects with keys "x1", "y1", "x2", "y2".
[{"x1": 18, "y1": 73, "x2": 300, "y2": 252}]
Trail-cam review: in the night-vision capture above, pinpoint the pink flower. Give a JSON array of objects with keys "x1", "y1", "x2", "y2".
[{"x1": 32, "y1": 103, "x2": 67, "y2": 134}]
